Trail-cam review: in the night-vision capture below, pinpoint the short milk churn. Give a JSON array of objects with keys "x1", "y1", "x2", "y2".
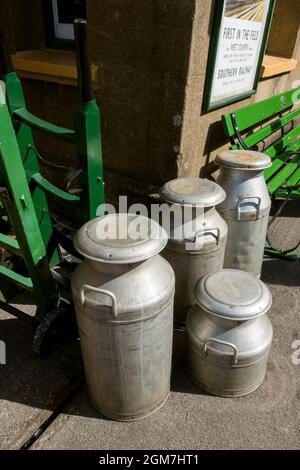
[
  {"x1": 187, "y1": 269, "x2": 273, "y2": 397},
  {"x1": 216, "y1": 150, "x2": 271, "y2": 277},
  {"x1": 160, "y1": 178, "x2": 227, "y2": 324},
  {"x1": 71, "y1": 213, "x2": 175, "y2": 421}
]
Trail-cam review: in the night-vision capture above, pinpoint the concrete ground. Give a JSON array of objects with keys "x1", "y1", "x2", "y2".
[{"x1": 0, "y1": 206, "x2": 299, "y2": 450}]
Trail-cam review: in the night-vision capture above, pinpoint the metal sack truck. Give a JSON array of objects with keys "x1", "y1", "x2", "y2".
[{"x1": 0, "y1": 19, "x2": 105, "y2": 356}]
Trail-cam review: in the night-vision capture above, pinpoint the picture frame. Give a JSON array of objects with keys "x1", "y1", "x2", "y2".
[{"x1": 203, "y1": 0, "x2": 276, "y2": 112}]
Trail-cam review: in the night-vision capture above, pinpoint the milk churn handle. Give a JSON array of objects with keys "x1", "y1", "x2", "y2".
[
  {"x1": 203, "y1": 337, "x2": 238, "y2": 365},
  {"x1": 80, "y1": 285, "x2": 118, "y2": 317},
  {"x1": 236, "y1": 196, "x2": 261, "y2": 221},
  {"x1": 194, "y1": 228, "x2": 220, "y2": 245}
]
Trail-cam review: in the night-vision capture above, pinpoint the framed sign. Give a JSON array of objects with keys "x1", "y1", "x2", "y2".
[{"x1": 204, "y1": 0, "x2": 276, "y2": 111}]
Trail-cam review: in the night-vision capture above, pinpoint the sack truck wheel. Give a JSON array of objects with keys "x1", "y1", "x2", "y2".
[{"x1": 33, "y1": 306, "x2": 76, "y2": 357}]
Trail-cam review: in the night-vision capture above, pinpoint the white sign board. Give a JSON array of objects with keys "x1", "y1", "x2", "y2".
[{"x1": 205, "y1": 0, "x2": 274, "y2": 111}]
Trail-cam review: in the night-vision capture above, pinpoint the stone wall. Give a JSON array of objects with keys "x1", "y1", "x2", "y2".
[
  {"x1": 87, "y1": 0, "x2": 196, "y2": 189},
  {"x1": 1, "y1": 0, "x2": 300, "y2": 206}
]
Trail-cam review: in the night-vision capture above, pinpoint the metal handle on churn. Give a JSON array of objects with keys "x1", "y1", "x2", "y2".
[
  {"x1": 203, "y1": 337, "x2": 238, "y2": 365},
  {"x1": 80, "y1": 284, "x2": 118, "y2": 317},
  {"x1": 236, "y1": 196, "x2": 261, "y2": 221},
  {"x1": 194, "y1": 228, "x2": 221, "y2": 245}
]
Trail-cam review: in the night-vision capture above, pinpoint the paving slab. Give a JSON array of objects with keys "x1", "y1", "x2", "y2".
[{"x1": 0, "y1": 293, "x2": 80, "y2": 450}]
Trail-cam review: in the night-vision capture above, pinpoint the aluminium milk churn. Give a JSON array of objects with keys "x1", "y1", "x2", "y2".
[
  {"x1": 160, "y1": 178, "x2": 227, "y2": 324},
  {"x1": 71, "y1": 213, "x2": 175, "y2": 421},
  {"x1": 187, "y1": 269, "x2": 273, "y2": 397},
  {"x1": 216, "y1": 150, "x2": 271, "y2": 277}
]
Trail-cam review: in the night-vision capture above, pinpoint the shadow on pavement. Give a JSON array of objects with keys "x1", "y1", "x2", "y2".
[
  {"x1": 262, "y1": 257, "x2": 300, "y2": 286},
  {"x1": 0, "y1": 314, "x2": 81, "y2": 411},
  {"x1": 0, "y1": 309, "x2": 206, "y2": 417}
]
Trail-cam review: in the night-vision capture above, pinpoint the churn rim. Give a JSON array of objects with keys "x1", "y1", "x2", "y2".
[
  {"x1": 74, "y1": 213, "x2": 168, "y2": 264},
  {"x1": 216, "y1": 150, "x2": 272, "y2": 170},
  {"x1": 195, "y1": 269, "x2": 272, "y2": 321},
  {"x1": 160, "y1": 177, "x2": 226, "y2": 208}
]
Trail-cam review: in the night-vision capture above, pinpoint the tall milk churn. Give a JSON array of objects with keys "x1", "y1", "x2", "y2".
[
  {"x1": 216, "y1": 150, "x2": 271, "y2": 277},
  {"x1": 71, "y1": 213, "x2": 175, "y2": 421},
  {"x1": 160, "y1": 178, "x2": 227, "y2": 324}
]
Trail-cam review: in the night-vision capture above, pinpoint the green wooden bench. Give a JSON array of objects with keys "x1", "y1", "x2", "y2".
[{"x1": 222, "y1": 87, "x2": 300, "y2": 259}]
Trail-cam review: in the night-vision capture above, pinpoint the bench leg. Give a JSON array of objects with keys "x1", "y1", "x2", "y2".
[
  {"x1": 264, "y1": 195, "x2": 299, "y2": 261},
  {"x1": 264, "y1": 247, "x2": 298, "y2": 261}
]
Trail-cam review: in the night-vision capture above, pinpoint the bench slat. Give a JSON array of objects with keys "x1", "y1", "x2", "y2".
[
  {"x1": 289, "y1": 190, "x2": 300, "y2": 198},
  {"x1": 277, "y1": 189, "x2": 300, "y2": 199},
  {"x1": 243, "y1": 108, "x2": 300, "y2": 149},
  {"x1": 283, "y1": 165, "x2": 300, "y2": 186},
  {"x1": 267, "y1": 156, "x2": 300, "y2": 194},
  {"x1": 286, "y1": 138, "x2": 300, "y2": 153},
  {"x1": 275, "y1": 166, "x2": 300, "y2": 198},
  {"x1": 264, "y1": 124, "x2": 300, "y2": 158},
  {"x1": 264, "y1": 158, "x2": 287, "y2": 180},
  {"x1": 223, "y1": 88, "x2": 300, "y2": 136}
]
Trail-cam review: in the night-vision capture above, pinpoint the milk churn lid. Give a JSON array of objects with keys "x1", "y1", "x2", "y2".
[
  {"x1": 195, "y1": 269, "x2": 272, "y2": 320},
  {"x1": 160, "y1": 178, "x2": 226, "y2": 207},
  {"x1": 216, "y1": 150, "x2": 271, "y2": 170},
  {"x1": 74, "y1": 213, "x2": 168, "y2": 263}
]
